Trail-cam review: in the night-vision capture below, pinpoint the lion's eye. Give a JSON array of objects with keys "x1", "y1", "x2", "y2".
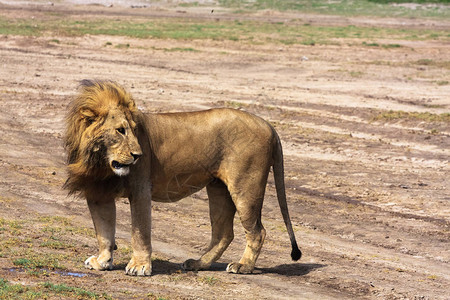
[{"x1": 117, "y1": 127, "x2": 126, "y2": 135}]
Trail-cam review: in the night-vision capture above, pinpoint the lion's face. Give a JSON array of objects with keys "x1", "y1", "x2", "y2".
[{"x1": 101, "y1": 108, "x2": 142, "y2": 177}]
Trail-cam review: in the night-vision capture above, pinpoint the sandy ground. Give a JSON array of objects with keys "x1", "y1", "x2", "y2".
[{"x1": 0, "y1": 1, "x2": 449, "y2": 299}]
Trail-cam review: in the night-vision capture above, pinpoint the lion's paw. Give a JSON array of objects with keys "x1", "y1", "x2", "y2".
[
  {"x1": 226, "y1": 262, "x2": 254, "y2": 274},
  {"x1": 182, "y1": 259, "x2": 202, "y2": 271},
  {"x1": 125, "y1": 259, "x2": 152, "y2": 276},
  {"x1": 84, "y1": 255, "x2": 113, "y2": 271}
]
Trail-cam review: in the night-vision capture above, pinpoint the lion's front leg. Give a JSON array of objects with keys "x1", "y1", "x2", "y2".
[
  {"x1": 126, "y1": 193, "x2": 152, "y2": 276},
  {"x1": 85, "y1": 197, "x2": 116, "y2": 271}
]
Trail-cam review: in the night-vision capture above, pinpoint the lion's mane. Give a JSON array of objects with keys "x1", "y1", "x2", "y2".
[{"x1": 64, "y1": 79, "x2": 140, "y2": 195}]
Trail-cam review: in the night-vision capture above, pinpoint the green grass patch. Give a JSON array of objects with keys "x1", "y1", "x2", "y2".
[
  {"x1": 372, "y1": 110, "x2": 450, "y2": 122},
  {"x1": 166, "y1": 47, "x2": 200, "y2": 52},
  {"x1": 225, "y1": 100, "x2": 249, "y2": 109},
  {"x1": 37, "y1": 215, "x2": 95, "y2": 237},
  {"x1": 219, "y1": 0, "x2": 450, "y2": 19},
  {"x1": 349, "y1": 71, "x2": 364, "y2": 78},
  {"x1": 0, "y1": 278, "x2": 111, "y2": 300},
  {"x1": 417, "y1": 58, "x2": 435, "y2": 65},
  {"x1": 41, "y1": 282, "x2": 109, "y2": 299},
  {"x1": 0, "y1": 278, "x2": 39, "y2": 299},
  {"x1": 0, "y1": 15, "x2": 448, "y2": 45},
  {"x1": 415, "y1": 59, "x2": 450, "y2": 69},
  {"x1": 362, "y1": 41, "x2": 403, "y2": 48},
  {"x1": 363, "y1": 41, "x2": 380, "y2": 47},
  {"x1": 37, "y1": 216, "x2": 72, "y2": 226},
  {"x1": 0, "y1": 215, "x2": 90, "y2": 272},
  {"x1": 179, "y1": 1, "x2": 200, "y2": 7},
  {"x1": 0, "y1": 218, "x2": 24, "y2": 236},
  {"x1": 0, "y1": 18, "x2": 41, "y2": 36},
  {"x1": 368, "y1": 0, "x2": 449, "y2": 3},
  {"x1": 115, "y1": 43, "x2": 130, "y2": 49},
  {"x1": 300, "y1": 39, "x2": 316, "y2": 46},
  {"x1": 382, "y1": 43, "x2": 402, "y2": 48},
  {"x1": 13, "y1": 253, "x2": 63, "y2": 271},
  {"x1": 40, "y1": 237, "x2": 74, "y2": 250},
  {"x1": 361, "y1": 58, "x2": 450, "y2": 70},
  {"x1": 3, "y1": 248, "x2": 69, "y2": 275},
  {"x1": 198, "y1": 275, "x2": 219, "y2": 285},
  {"x1": 146, "y1": 293, "x2": 170, "y2": 300},
  {"x1": 0, "y1": 213, "x2": 110, "y2": 298},
  {"x1": 41, "y1": 226, "x2": 62, "y2": 234},
  {"x1": 64, "y1": 225, "x2": 95, "y2": 237}
]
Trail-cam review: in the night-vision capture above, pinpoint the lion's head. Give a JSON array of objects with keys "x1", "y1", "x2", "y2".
[{"x1": 64, "y1": 80, "x2": 143, "y2": 193}]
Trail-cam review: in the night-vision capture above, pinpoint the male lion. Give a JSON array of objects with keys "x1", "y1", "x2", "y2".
[{"x1": 65, "y1": 80, "x2": 301, "y2": 276}]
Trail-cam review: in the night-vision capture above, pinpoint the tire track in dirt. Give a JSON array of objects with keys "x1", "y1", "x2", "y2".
[{"x1": 0, "y1": 46, "x2": 207, "y2": 75}]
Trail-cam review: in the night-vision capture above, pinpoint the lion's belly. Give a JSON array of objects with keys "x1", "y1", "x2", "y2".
[{"x1": 150, "y1": 173, "x2": 211, "y2": 203}]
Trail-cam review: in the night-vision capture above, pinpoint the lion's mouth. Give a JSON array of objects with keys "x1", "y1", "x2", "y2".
[
  {"x1": 111, "y1": 160, "x2": 131, "y2": 169},
  {"x1": 111, "y1": 160, "x2": 131, "y2": 176}
]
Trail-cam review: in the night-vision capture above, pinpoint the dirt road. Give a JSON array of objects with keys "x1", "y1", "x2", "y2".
[{"x1": 0, "y1": 2, "x2": 448, "y2": 299}]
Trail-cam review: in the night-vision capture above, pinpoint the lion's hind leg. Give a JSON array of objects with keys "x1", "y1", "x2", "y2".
[
  {"x1": 225, "y1": 202, "x2": 266, "y2": 274},
  {"x1": 183, "y1": 179, "x2": 236, "y2": 271},
  {"x1": 225, "y1": 169, "x2": 269, "y2": 274}
]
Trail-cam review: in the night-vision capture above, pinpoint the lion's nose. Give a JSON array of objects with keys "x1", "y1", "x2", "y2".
[{"x1": 131, "y1": 152, "x2": 142, "y2": 161}]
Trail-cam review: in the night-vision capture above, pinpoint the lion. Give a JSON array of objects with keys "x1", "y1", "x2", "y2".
[{"x1": 64, "y1": 79, "x2": 301, "y2": 276}]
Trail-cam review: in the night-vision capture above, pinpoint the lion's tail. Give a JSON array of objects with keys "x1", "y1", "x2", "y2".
[{"x1": 272, "y1": 131, "x2": 302, "y2": 261}]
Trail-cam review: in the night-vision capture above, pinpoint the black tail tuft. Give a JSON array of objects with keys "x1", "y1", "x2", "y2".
[{"x1": 291, "y1": 243, "x2": 302, "y2": 261}]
